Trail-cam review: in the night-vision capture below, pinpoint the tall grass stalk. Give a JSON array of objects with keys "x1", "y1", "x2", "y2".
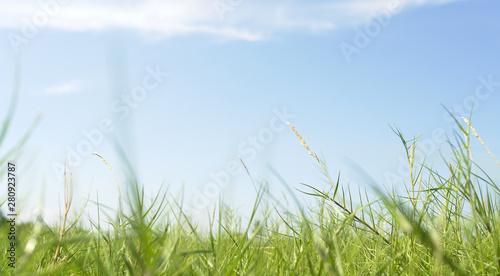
[{"x1": 1, "y1": 112, "x2": 499, "y2": 275}]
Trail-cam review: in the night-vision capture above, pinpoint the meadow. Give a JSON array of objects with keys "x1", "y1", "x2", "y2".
[{"x1": 1, "y1": 91, "x2": 500, "y2": 275}]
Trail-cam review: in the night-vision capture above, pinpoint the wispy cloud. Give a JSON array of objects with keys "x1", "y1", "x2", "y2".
[
  {"x1": 45, "y1": 80, "x2": 81, "y2": 95},
  {"x1": 0, "y1": 0, "x2": 463, "y2": 41}
]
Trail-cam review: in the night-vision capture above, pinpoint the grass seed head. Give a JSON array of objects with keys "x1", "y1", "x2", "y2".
[{"x1": 287, "y1": 122, "x2": 315, "y2": 157}]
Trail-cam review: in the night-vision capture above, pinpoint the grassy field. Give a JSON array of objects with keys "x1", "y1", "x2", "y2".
[{"x1": 1, "y1": 91, "x2": 500, "y2": 275}]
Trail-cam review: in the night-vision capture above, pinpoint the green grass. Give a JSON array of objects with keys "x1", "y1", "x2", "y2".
[{"x1": 1, "y1": 89, "x2": 500, "y2": 275}]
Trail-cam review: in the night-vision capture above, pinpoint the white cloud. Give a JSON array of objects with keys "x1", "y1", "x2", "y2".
[
  {"x1": 0, "y1": 0, "x2": 464, "y2": 41},
  {"x1": 45, "y1": 80, "x2": 80, "y2": 95}
]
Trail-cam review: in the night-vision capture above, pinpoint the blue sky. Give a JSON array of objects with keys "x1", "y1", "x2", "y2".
[{"x1": 0, "y1": 0, "x2": 499, "y2": 224}]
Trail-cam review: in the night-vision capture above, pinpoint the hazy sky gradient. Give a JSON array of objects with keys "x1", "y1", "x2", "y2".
[{"x1": 0, "y1": 0, "x2": 499, "y2": 224}]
